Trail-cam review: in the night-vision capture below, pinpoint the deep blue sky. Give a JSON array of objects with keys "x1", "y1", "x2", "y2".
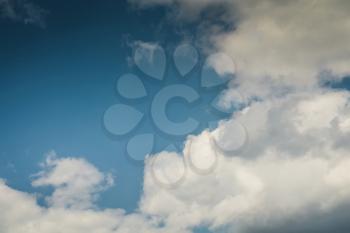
[{"x1": 0, "y1": 0, "x2": 230, "y2": 214}]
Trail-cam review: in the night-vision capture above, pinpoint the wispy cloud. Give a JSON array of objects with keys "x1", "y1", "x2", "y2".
[{"x1": 0, "y1": 0, "x2": 48, "y2": 28}]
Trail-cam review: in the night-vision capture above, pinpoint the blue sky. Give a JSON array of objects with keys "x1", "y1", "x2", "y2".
[
  {"x1": 1, "y1": 0, "x2": 159, "y2": 212},
  {"x1": 2, "y1": 1, "x2": 350, "y2": 233},
  {"x1": 0, "y1": 0, "x2": 230, "y2": 213}
]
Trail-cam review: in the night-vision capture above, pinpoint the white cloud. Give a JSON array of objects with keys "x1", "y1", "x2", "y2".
[
  {"x1": 31, "y1": 152, "x2": 114, "y2": 209},
  {"x1": 140, "y1": 89, "x2": 350, "y2": 232},
  {"x1": 130, "y1": 0, "x2": 350, "y2": 100},
  {"x1": 0, "y1": 156, "x2": 123, "y2": 233},
  {"x1": 215, "y1": 0, "x2": 350, "y2": 99}
]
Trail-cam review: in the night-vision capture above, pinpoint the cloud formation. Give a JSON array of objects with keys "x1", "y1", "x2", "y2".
[
  {"x1": 32, "y1": 152, "x2": 114, "y2": 210},
  {"x1": 0, "y1": 153, "x2": 188, "y2": 233},
  {"x1": 215, "y1": 0, "x2": 350, "y2": 99},
  {"x1": 2, "y1": 89, "x2": 350, "y2": 232},
  {"x1": 130, "y1": 0, "x2": 350, "y2": 99},
  {"x1": 1, "y1": 1, "x2": 350, "y2": 233},
  {"x1": 142, "y1": 89, "x2": 350, "y2": 232}
]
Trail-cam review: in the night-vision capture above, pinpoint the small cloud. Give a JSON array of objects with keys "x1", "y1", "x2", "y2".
[{"x1": 32, "y1": 151, "x2": 115, "y2": 210}]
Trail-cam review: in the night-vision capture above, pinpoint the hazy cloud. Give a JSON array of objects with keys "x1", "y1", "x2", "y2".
[{"x1": 0, "y1": 0, "x2": 48, "y2": 27}]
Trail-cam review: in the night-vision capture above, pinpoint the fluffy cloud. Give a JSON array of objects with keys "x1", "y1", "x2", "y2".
[
  {"x1": 0, "y1": 155, "x2": 121, "y2": 233},
  {"x1": 32, "y1": 152, "x2": 114, "y2": 209},
  {"x1": 130, "y1": 0, "x2": 350, "y2": 100},
  {"x1": 141, "y1": 89, "x2": 350, "y2": 232},
  {"x1": 122, "y1": 4, "x2": 350, "y2": 231},
  {"x1": 216, "y1": 0, "x2": 350, "y2": 99}
]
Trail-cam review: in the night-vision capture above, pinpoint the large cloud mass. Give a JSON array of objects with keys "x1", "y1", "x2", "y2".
[{"x1": 142, "y1": 89, "x2": 350, "y2": 232}]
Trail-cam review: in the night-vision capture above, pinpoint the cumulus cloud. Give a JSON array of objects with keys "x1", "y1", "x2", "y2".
[
  {"x1": 0, "y1": 0, "x2": 48, "y2": 27},
  {"x1": 140, "y1": 89, "x2": 350, "y2": 232},
  {"x1": 0, "y1": 154, "x2": 120, "y2": 233},
  {"x1": 31, "y1": 152, "x2": 114, "y2": 209},
  {"x1": 216, "y1": 0, "x2": 350, "y2": 99},
  {"x1": 130, "y1": 0, "x2": 350, "y2": 100}
]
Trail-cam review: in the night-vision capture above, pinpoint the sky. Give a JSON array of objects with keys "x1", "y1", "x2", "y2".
[
  {"x1": 0, "y1": 0, "x2": 233, "y2": 219},
  {"x1": 1, "y1": 0, "x2": 350, "y2": 233},
  {"x1": 0, "y1": 0, "x2": 161, "y2": 212}
]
